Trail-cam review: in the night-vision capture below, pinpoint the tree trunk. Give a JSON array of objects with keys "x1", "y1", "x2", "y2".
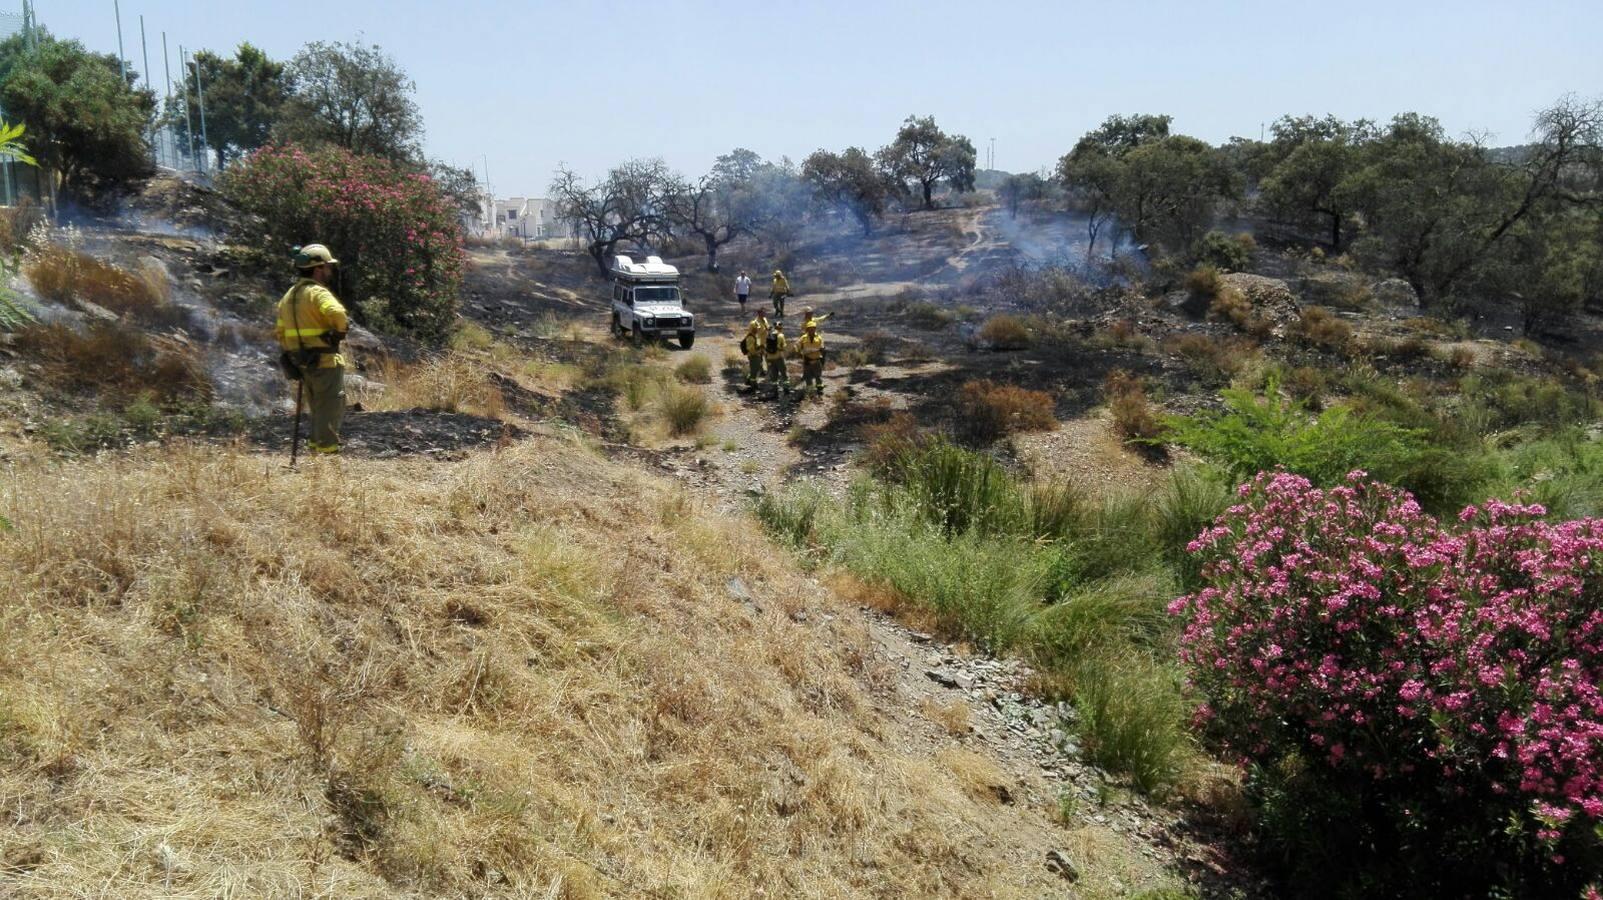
[
  {"x1": 1329, "y1": 214, "x2": 1343, "y2": 253},
  {"x1": 589, "y1": 242, "x2": 611, "y2": 277},
  {"x1": 921, "y1": 180, "x2": 934, "y2": 210},
  {"x1": 705, "y1": 235, "x2": 719, "y2": 272}
]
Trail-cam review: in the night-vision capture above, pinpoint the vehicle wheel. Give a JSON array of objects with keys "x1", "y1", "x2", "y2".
[
  {"x1": 631, "y1": 322, "x2": 643, "y2": 347},
  {"x1": 611, "y1": 313, "x2": 622, "y2": 337},
  {"x1": 679, "y1": 332, "x2": 695, "y2": 350}
]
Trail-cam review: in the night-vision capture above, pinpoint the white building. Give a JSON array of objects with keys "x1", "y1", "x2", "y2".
[{"x1": 481, "y1": 196, "x2": 578, "y2": 241}]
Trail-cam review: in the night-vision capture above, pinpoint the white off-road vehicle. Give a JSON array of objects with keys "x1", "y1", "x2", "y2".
[{"x1": 609, "y1": 255, "x2": 695, "y2": 349}]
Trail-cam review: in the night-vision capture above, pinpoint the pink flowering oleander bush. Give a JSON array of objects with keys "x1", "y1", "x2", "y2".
[
  {"x1": 1172, "y1": 471, "x2": 1603, "y2": 896},
  {"x1": 221, "y1": 144, "x2": 465, "y2": 343}
]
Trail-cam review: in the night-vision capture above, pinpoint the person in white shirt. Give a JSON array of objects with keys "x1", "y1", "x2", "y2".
[{"x1": 735, "y1": 271, "x2": 752, "y2": 311}]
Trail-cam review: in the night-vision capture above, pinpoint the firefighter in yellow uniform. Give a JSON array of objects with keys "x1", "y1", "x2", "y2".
[
  {"x1": 741, "y1": 308, "x2": 771, "y2": 387},
  {"x1": 797, "y1": 318, "x2": 826, "y2": 397},
  {"x1": 275, "y1": 244, "x2": 349, "y2": 454},
  {"x1": 801, "y1": 306, "x2": 830, "y2": 329},
  {"x1": 764, "y1": 321, "x2": 790, "y2": 394},
  {"x1": 770, "y1": 269, "x2": 791, "y2": 318}
]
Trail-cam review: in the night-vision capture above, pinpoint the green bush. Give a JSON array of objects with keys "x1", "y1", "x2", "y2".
[
  {"x1": 1191, "y1": 230, "x2": 1253, "y2": 271},
  {"x1": 221, "y1": 144, "x2": 466, "y2": 343}
]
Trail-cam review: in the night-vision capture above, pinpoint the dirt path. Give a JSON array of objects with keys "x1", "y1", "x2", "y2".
[{"x1": 458, "y1": 250, "x2": 1259, "y2": 898}]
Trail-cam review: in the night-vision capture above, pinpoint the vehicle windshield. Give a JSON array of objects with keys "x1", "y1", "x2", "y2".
[{"x1": 634, "y1": 286, "x2": 680, "y2": 303}]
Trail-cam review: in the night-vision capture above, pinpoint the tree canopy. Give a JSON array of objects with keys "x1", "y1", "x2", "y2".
[
  {"x1": 0, "y1": 32, "x2": 154, "y2": 203},
  {"x1": 275, "y1": 41, "x2": 422, "y2": 162},
  {"x1": 878, "y1": 115, "x2": 977, "y2": 210},
  {"x1": 174, "y1": 43, "x2": 287, "y2": 166}
]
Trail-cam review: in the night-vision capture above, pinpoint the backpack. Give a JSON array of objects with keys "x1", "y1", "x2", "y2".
[{"x1": 765, "y1": 331, "x2": 780, "y2": 354}]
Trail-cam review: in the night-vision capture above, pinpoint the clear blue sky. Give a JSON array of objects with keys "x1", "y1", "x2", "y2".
[{"x1": 39, "y1": 0, "x2": 1603, "y2": 196}]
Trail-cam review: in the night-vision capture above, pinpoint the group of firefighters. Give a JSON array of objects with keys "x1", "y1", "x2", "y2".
[
  {"x1": 736, "y1": 268, "x2": 828, "y2": 398},
  {"x1": 273, "y1": 248, "x2": 834, "y2": 457}
]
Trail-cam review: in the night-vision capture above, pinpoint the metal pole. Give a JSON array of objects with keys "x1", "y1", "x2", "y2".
[
  {"x1": 114, "y1": 0, "x2": 127, "y2": 83},
  {"x1": 190, "y1": 52, "x2": 210, "y2": 174},
  {"x1": 178, "y1": 46, "x2": 197, "y2": 171},
  {"x1": 139, "y1": 18, "x2": 151, "y2": 96},
  {"x1": 162, "y1": 33, "x2": 173, "y2": 169},
  {"x1": 139, "y1": 16, "x2": 153, "y2": 167}
]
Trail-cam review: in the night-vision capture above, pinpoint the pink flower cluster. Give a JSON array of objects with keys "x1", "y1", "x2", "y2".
[
  {"x1": 1172, "y1": 471, "x2": 1603, "y2": 857},
  {"x1": 221, "y1": 144, "x2": 467, "y2": 340}
]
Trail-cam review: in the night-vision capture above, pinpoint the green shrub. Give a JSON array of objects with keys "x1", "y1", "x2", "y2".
[
  {"x1": 674, "y1": 354, "x2": 712, "y2": 384},
  {"x1": 905, "y1": 301, "x2": 955, "y2": 330},
  {"x1": 1191, "y1": 230, "x2": 1253, "y2": 271},
  {"x1": 1150, "y1": 465, "x2": 1232, "y2": 586},
  {"x1": 1165, "y1": 383, "x2": 1427, "y2": 493},
  {"x1": 755, "y1": 447, "x2": 1201, "y2": 794},
  {"x1": 0, "y1": 282, "x2": 32, "y2": 331},
  {"x1": 221, "y1": 144, "x2": 466, "y2": 343},
  {"x1": 756, "y1": 484, "x2": 827, "y2": 550}
]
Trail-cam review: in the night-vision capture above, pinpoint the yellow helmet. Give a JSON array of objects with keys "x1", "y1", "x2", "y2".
[
  {"x1": 293, "y1": 243, "x2": 339, "y2": 270},
  {"x1": 773, "y1": 269, "x2": 783, "y2": 276}
]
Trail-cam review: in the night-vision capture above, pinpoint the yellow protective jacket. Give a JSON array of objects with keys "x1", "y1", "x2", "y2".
[
  {"x1": 764, "y1": 331, "x2": 789, "y2": 361},
  {"x1": 770, "y1": 273, "x2": 791, "y2": 297},
  {"x1": 797, "y1": 332, "x2": 824, "y2": 361},
  {"x1": 742, "y1": 317, "x2": 771, "y2": 356},
  {"x1": 275, "y1": 278, "x2": 349, "y2": 369}
]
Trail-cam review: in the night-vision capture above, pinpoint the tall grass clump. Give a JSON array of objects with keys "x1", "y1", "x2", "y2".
[
  {"x1": 674, "y1": 354, "x2": 712, "y2": 384},
  {"x1": 1070, "y1": 659, "x2": 1192, "y2": 796},
  {"x1": 759, "y1": 439, "x2": 1202, "y2": 794},
  {"x1": 360, "y1": 354, "x2": 506, "y2": 419},
  {"x1": 659, "y1": 385, "x2": 710, "y2": 436},
  {"x1": 880, "y1": 439, "x2": 1027, "y2": 536},
  {"x1": 25, "y1": 246, "x2": 186, "y2": 328}
]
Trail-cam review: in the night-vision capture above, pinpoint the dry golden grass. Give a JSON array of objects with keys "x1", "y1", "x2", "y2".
[
  {"x1": 357, "y1": 355, "x2": 508, "y2": 419},
  {"x1": 13, "y1": 321, "x2": 212, "y2": 399},
  {"x1": 979, "y1": 314, "x2": 1031, "y2": 350},
  {"x1": 922, "y1": 697, "x2": 973, "y2": 737},
  {"x1": 1104, "y1": 370, "x2": 1163, "y2": 445},
  {"x1": 956, "y1": 379, "x2": 1057, "y2": 443},
  {"x1": 0, "y1": 438, "x2": 1121, "y2": 897},
  {"x1": 25, "y1": 246, "x2": 187, "y2": 328}
]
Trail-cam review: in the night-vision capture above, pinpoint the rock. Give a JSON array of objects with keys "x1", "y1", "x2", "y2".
[
  {"x1": 1044, "y1": 849, "x2": 1080, "y2": 883},
  {"x1": 907, "y1": 630, "x2": 932, "y2": 644},
  {"x1": 953, "y1": 671, "x2": 975, "y2": 691},
  {"x1": 1372, "y1": 278, "x2": 1419, "y2": 307},
  {"x1": 926, "y1": 669, "x2": 960, "y2": 689},
  {"x1": 725, "y1": 577, "x2": 751, "y2": 602},
  {"x1": 1218, "y1": 272, "x2": 1300, "y2": 323}
]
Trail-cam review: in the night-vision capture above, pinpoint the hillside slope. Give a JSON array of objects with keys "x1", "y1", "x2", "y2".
[{"x1": 0, "y1": 433, "x2": 1178, "y2": 898}]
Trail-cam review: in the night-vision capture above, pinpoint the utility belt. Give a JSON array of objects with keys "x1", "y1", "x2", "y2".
[{"x1": 278, "y1": 345, "x2": 339, "y2": 380}]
